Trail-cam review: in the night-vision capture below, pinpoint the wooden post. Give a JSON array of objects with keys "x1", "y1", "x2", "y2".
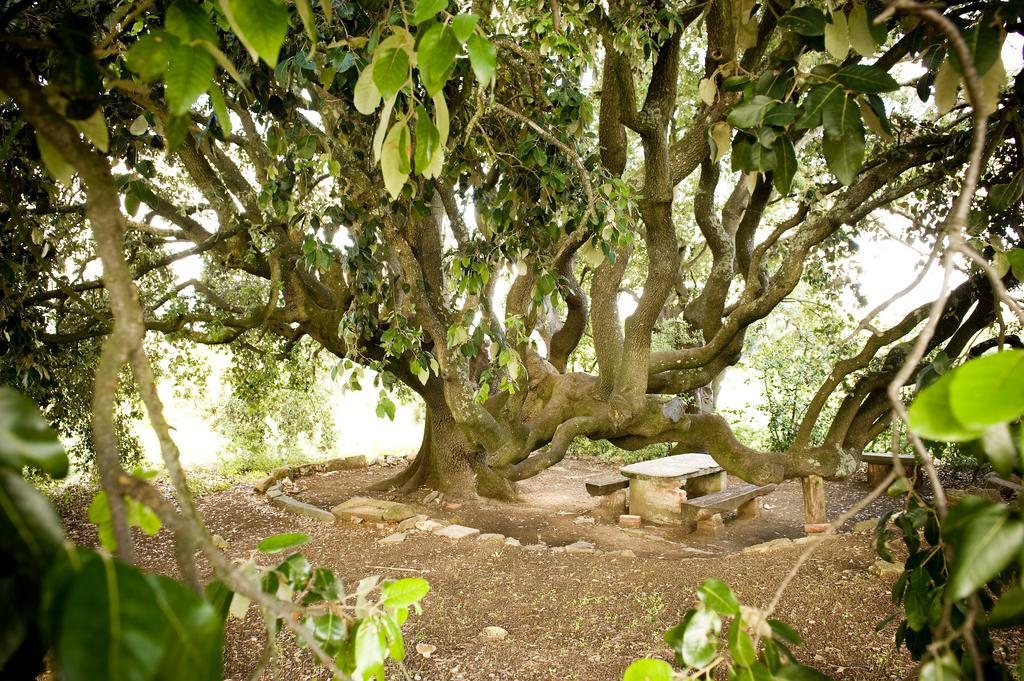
[{"x1": 802, "y1": 475, "x2": 827, "y2": 533}]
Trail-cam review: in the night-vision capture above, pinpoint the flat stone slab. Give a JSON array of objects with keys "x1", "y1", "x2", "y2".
[
  {"x1": 564, "y1": 540, "x2": 596, "y2": 554},
  {"x1": 478, "y1": 533, "x2": 506, "y2": 542},
  {"x1": 270, "y1": 495, "x2": 335, "y2": 523},
  {"x1": 379, "y1": 532, "x2": 407, "y2": 544},
  {"x1": 415, "y1": 519, "x2": 445, "y2": 532},
  {"x1": 585, "y1": 474, "x2": 630, "y2": 496},
  {"x1": 433, "y1": 524, "x2": 480, "y2": 539},
  {"x1": 397, "y1": 514, "x2": 429, "y2": 531},
  {"x1": 331, "y1": 496, "x2": 416, "y2": 523},
  {"x1": 620, "y1": 453, "x2": 722, "y2": 481}
]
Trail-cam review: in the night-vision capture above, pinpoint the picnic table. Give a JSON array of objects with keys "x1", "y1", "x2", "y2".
[{"x1": 619, "y1": 453, "x2": 727, "y2": 525}]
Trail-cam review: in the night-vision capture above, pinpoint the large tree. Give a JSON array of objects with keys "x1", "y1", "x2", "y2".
[{"x1": 1, "y1": 0, "x2": 1022, "y2": 500}]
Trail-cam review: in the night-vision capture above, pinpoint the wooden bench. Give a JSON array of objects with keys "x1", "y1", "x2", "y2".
[
  {"x1": 585, "y1": 474, "x2": 630, "y2": 496},
  {"x1": 680, "y1": 483, "x2": 776, "y2": 529},
  {"x1": 861, "y1": 452, "x2": 917, "y2": 485}
]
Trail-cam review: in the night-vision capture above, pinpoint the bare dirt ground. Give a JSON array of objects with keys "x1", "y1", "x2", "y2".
[{"x1": 54, "y1": 459, "x2": 1018, "y2": 680}]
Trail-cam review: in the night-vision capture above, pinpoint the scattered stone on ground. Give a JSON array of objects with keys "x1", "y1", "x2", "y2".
[
  {"x1": 565, "y1": 540, "x2": 596, "y2": 554},
  {"x1": 397, "y1": 514, "x2": 429, "y2": 531},
  {"x1": 478, "y1": 533, "x2": 505, "y2": 542},
  {"x1": 573, "y1": 516, "x2": 595, "y2": 525},
  {"x1": 607, "y1": 549, "x2": 636, "y2": 558},
  {"x1": 269, "y1": 495, "x2": 335, "y2": 523},
  {"x1": 481, "y1": 626, "x2": 508, "y2": 641},
  {"x1": 415, "y1": 519, "x2": 445, "y2": 532},
  {"x1": 804, "y1": 523, "x2": 831, "y2": 534},
  {"x1": 741, "y1": 537, "x2": 794, "y2": 554},
  {"x1": 503, "y1": 537, "x2": 521, "y2": 547},
  {"x1": 212, "y1": 534, "x2": 230, "y2": 550},
  {"x1": 423, "y1": 490, "x2": 440, "y2": 504},
  {"x1": 266, "y1": 488, "x2": 283, "y2": 498},
  {"x1": 433, "y1": 524, "x2": 481, "y2": 540},
  {"x1": 618, "y1": 514, "x2": 642, "y2": 528},
  {"x1": 445, "y1": 502, "x2": 463, "y2": 510},
  {"x1": 869, "y1": 559, "x2": 904, "y2": 577},
  {"x1": 379, "y1": 532, "x2": 407, "y2": 544},
  {"x1": 524, "y1": 544, "x2": 546, "y2": 551},
  {"x1": 852, "y1": 517, "x2": 879, "y2": 533},
  {"x1": 331, "y1": 496, "x2": 416, "y2": 522}
]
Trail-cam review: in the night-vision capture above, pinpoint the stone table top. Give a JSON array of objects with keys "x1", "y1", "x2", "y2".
[{"x1": 619, "y1": 453, "x2": 722, "y2": 482}]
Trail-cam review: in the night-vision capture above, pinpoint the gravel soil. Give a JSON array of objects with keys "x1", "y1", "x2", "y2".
[{"x1": 55, "y1": 458, "x2": 1021, "y2": 680}]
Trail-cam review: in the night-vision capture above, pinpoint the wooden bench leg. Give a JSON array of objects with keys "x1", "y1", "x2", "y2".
[
  {"x1": 802, "y1": 475, "x2": 828, "y2": 533},
  {"x1": 737, "y1": 497, "x2": 761, "y2": 519},
  {"x1": 865, "y1": 462, "x2": 890, "y2": 486}
]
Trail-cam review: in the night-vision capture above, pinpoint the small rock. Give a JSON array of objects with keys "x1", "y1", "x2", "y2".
[
  {"x1": 608, "y1": 549, "x2": 636, "y2": 559},
  {"x1": 433, "y1": 524, "x2": 480, "y2": 540},
  {"x1": 618, "y1": 514, "x2": 642, "y2": 529},
  {"x1": 444, "y1": 502, "x2": 463, "y2": 510},
  {"x1": 266, "y1": 488, "x2": 284, "y2": 499},
  {"x1": 564, "y1": 540, "x2": 596, "y2": 554},
  {"x1": 523, "y1": 544, "x2": 546, "y2": 551},
  {"x1": 415, "y1": 519, "x2": 445, "y2": 532},
  {"x1": 212, "y1": 534, "x2": 230, "y2": 550},
  {"x1": 551, "y1": 546, "x2": 566, "y2": 553},
  {"x1": 397, "y1": 514, "x2": 429, "y2": 531},
  {"x1": 379, "y1": 532, "x2": 407, "y2": 544},
  {"x1": 804, "y1": 523, "x2": 831, "y2": 534},
  {"x1": 415, "y1": 643, "x2": 436, "y2": 658},
  {"x1": 481, "y1": 626, "x2": 508, "y2": 641},
  {"x1": 478, "y1": 533, "x2": 505, "y2": 542},
  {"x1": 573, "y1": 516, "x2": 595, "y2": 525},
  {"x1": 741, "y1": 538, "x2": 792, "y2": 554},
  {"x1": 869, "y1": 559, "x2": 904, "y2": 578},
  {"x1": 349, "y1": 517, "x2": 364, "y2": 524},
  {"x1": 423, "y1": 490, "x2": 440, "y2": 504},
  {"x1": 696, "y1": 513, "x2": 725, "y2": 536},
  {"x1": 852, "y1": 517, "x2": 879, "y2": 534},
  {"x1": 504, "y1": 537, "x2": 521, "y2": 547}
]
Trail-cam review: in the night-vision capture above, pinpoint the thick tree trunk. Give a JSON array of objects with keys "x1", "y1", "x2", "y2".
[{"x1": 370, "y1": 392, "x2": 517, "y2": 500}]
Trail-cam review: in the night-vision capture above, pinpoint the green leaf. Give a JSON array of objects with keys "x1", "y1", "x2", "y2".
[
  {"x1": 308, "y1": 612, "x2": 347, "y2": 655},
  {"x1": 773, "y1": 136, "x2": 797, "y2": 195},
  {"x1": 276, "y1": 552, "x2": 312, "y2": 591},
  {"x1": 0, "y1": 387, "x2": 68, "y2": 477},
  {"x1": 989, "y1": 171, "x2": 1024, "y2": 212},
  {"x1": 125, "y1": 33, "x2": 172, "y2": 82},
  {"x1": 989, "y1": 585, "x2": 1024, "y2": 628},
  {"x1": 681, "y1": 607, "x2": 720, "y2": 667},
  {"x1": 354, "y1": 617, "x2": 386, "y2": 676},
  {"x1": 763, "y1": 101, "x2": 797, "y2": 127},
  {"x1": 382, "y1": 577, "x2": 429, "y2": 607},
  {"x1": 372, "y1": 48, "x2": 409, "y2": 101},
  {"x1": 949, "y1": 21, "x2": 1003, "y2": 76},
  {"x1": 847, "y1": 2, "x2": 875, "y2": 57},
  {"x1": 622, "y1": 658, "x2": 673, "y2": 681},
  {"x1": 908, "y1": 371, "x2": 985, "y2": 442},
  {"x1": 0, "y1": 469, "x2": 66, "y2": 568},
  {"x1": 354, "y1": 63, "x2": 382, "y2": 115},
  {"x1": 728, "y1": 618, "x2": 756, "y2": 666},
  {"x1": 295, "y1": 0, "x2": 317, "y2": 42},
  {"x1": 778, "y1": 7, "x2": 826, "y2": 36},
  {"x1": 208, "y1": 86, "x2": 232, "y2": 136},
  {"x1": 451, "y1": 14, "x2": 479, "y2": 43},
  {"x1": 919, "y1": 656, "x2": 961, "y2": 681},
  {"x1": 821, "y1": 98, "x2": 864, "y2": 185},
  {"x1": 36, "y1": 134, "x2": 74, "y2": 187},
  {"x1": 224, "y1": 0, "x2": 289, "y2": 68},
  {"x1": 948, "y1": 350, "x2": 1024, "y2": 429},
  {"x1": 414, "y1": 105, "x2": 440, "y2": 175},
  {"x1": 467, "y1": 33, "x2": 496, "y2": 87},
  {"x1": 825, "y1": 11, "x2": 849, "y2": 60},
  {"x1": 947, "y1": 508, "x2": 1023, "y2": 600},
  {"x1": 49, "y1": 554, "x2": 223, "y2": 681},
  {"x1": 257, "y1": 532, "x2": 311, "y2": 553},
  {"x1": 165, "y1": 0, "x2": 217, "y2": 44},
  {"x1": 697, "y1": 578, "x2": 740, "y2": 616},
  {"x1": 767, "y1": 619, "x2": 802, "y2": 645},
  {"x1": 411, "y1": 0, "x2": 447, "y2": 24},
  {"x1": 834, "y1": 64, "x2": 899, "y2": 93},
  {"x1": 727, "y1": 95, "x2": 775, "y2": 128},
  {"x1": 381, "y1": 614, "x2": 405, "y2": 661},
  {"x1": 380, "y1": 119, "x2": 411, "y2": 199},
  {"x1": 795, "y1": 83, "x2": 843, "y2": 129},
  {"x1": 417, "y1": 24, "x2": 459, "y2": 95},
  {"x1": 164, "y1": 44, "x2": 216, "y2": 116}
]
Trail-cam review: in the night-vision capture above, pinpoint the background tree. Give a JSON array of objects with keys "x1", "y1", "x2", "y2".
[{"x1": 1, "y1": 0, "x2": 1022, "y2": 503}]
